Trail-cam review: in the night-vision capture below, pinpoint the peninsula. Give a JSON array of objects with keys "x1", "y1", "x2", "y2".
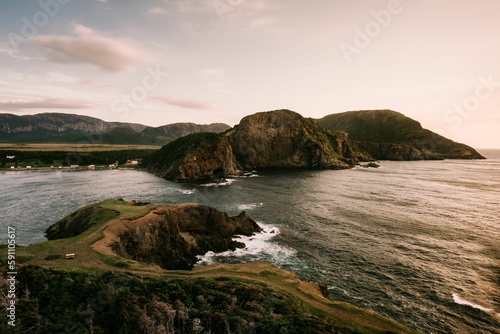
[{"x1": 0, "y1": 199, "x2": 418, "y2": 334}]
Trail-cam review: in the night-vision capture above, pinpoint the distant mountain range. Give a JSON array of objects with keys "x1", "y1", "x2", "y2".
[
  {"x1": 0, "y1": 110, "x2": 485, "y2": 166},
  {"x1": 0, "y1": 113, "x2": 230, "y2": 145}
]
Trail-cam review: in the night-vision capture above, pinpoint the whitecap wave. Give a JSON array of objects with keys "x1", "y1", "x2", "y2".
[
  {"x1": 199, "y1": 178, "x2": 235, "y2": 187},
  {"x1": 452, "y1": 293, "x2": 493, "y2": 313},
  {"x1": 237, "y1": 203, "x2": 264, "y2": 211},
  {"x1": 180, "y1": 189, "x2": 195, "y2": 194},
  {"x1": 196, "y1": 223, "x2": 296, "y2": 266}
]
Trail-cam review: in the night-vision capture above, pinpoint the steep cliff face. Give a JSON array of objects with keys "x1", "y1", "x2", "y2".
[
  {"x1": 111, "y1": 203, "x2": 261, "y2": 270},
  {"x1": 318, "y1": 110, "x2": 485, "y2": 160},
  {"x1": 0, "y1": 113, "x2": 112, "y2": 134},
  {"x1": 0, "y1": 113, "x2": 230, "y2": 145},
  {"x1": 143, "y1": 132, "x2": 240, "y2": 181},
  {"x1": 226, "y1": 109, "x2": 366, "y2": 169}
]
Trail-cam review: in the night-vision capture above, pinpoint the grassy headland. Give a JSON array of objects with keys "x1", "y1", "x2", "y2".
[{"x1": 0, "y1": 199, "x2": 419, "y2": 334}]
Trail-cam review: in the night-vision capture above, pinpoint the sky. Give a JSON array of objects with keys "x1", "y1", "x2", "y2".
[{"x1": 0, "y1": 0, "x2": 499, "y2": 148}]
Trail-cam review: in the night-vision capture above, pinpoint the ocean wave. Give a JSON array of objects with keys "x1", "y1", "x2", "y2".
[
  {"x1": 452, "y1": 293, "x2": 493, "y2": 313},
  {"x1": 198, "y1": 178, "x2": 235, "y2": 187},
  {"x1": 196, "y1": 223, "x2": 296, "y2": 266},
  {"x1": 179, "y1": 189, "x2": 195, "y2": 194},
  {"x1": 237, "y1": 203, "x2": 263, "y2": 211}
]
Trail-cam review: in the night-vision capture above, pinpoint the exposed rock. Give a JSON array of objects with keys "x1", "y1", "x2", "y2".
[
  {"x1": 317, "y1": 110, "x2": 485, "y2": 160},
  {"x1": 143, "y1": 132, "x2": 240, "y2": 181},
  {"x1": 360, "y1": 162, "x2": 380, "y2": 168},
  {"x1": 317, "y1": 281, "x2": 330, "y2": 298},
  {"x1": 226, "y1": 109, "x2": 368, "y2": 169},
  {"x1": 111, "y1": 203, "x2": 261, "y2": 270}
]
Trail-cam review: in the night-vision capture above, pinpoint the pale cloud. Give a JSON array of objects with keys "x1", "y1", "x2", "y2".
[
  {"x1": 29, "y1": 24, "x2": 149, "y2": 72},
  {"x1": 46, "y1": 72, "x2": 80, "y2": 83},
  {"x1": 198, "y1": 68, "x2": 229, "y2": 91},
  {"x1": 157, "y1": 96, "x2": 214, "y2": 110},
  {"x1": 169, "y1": 0, "x2": 214, "y2": 14},
  {"x1": 148, "y1": 6, "x2": 168, "y2": 16},
  {"x1": 198, "y1": 68, "x2": 225, "y2": 78},
  {"x1": 0, "y1": 43, "x2": 31, "y2": 60},
  {"x1": 243, "y1": 17, "x2": 280, "y2": 30},
  {"x1": 0, "y1": 98, "x2": 95, "y2": 111}
]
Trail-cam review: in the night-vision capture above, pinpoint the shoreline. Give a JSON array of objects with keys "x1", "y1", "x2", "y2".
[{"x1": 0, "y1": 166, "x2": 145, "y2": 172}]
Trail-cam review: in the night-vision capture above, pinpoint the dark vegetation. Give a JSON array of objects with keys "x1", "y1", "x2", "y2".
[
  {"x1": 317, "y1": 110, "x2": 484, "y2": 160},
  {"x1": 0, "y1": 149, "x2": 156, "y2": 167},
  {"x1": 45, "y1": 205, "x2": 120, "y2": 240},
  {"x1": 1, "y1": 265, "x2": 349, "y2": 334},
  {"x1": 141, "y1": 132, "x2": 222, "y2": 170}
]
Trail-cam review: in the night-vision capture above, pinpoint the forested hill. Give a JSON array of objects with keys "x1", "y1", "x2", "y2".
[{"x1": 0, "y1": 113, "x2": 230, "y2": 145}]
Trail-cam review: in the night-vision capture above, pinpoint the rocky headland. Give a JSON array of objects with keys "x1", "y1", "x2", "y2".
[
  {"x1": 0, "y1": 199, "x2": 418, "y2": 334},
  {"x1": 226, "y1": 109, "x2": 368, "y2": 169},
  {"x1": 317, "y1": 109, "x2": 485, "y2": 160},
  {"x1": 101, "y1": 203, "x2": 261, "y2": 270},
  {"x1": 142, "y1": 132, "x2": 240, "y2": 181},
  {"x1": 46, "y1": 200, "x2": 260, "y2": 270},
  {"x1": 144, "y1": 109, "x2": 371, "y2": 180}
]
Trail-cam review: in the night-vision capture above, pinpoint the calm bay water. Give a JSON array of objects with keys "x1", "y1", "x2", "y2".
[{"x1": 1, "y1": 150, "x2": 499, "y2": 334}]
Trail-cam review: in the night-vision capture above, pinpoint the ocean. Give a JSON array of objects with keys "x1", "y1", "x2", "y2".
[{"x1": 1, "y1": 149, "x2": 499, "y2": 334}]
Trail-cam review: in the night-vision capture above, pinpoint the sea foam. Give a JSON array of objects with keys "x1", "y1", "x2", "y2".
[
  {"x1": 237, "y1": 203, "x2": 263, "y2": 211},
  {"x1": 196, "y1": 223, "x2": 296, "y2": 266},
  {"x1": 452, "y1": 293, "x2": 493, "y2": 313},
  {"x1": 198, "y1": 178, "x2": 235, "y2": 187}
]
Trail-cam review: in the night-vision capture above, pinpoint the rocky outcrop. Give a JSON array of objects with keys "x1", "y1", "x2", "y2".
[
  {"x1": 111, "y1": 203, "x2": 261, "y2": 270},
  {"x1": 226, "y1": 109, "x2": 367, "y2": 169},
  {"x1": 318, "y1": 110, "x2": 485, "y2": 160},
  {"x1": 143, "y1": 132, "x2": 240, "y2": 181}
]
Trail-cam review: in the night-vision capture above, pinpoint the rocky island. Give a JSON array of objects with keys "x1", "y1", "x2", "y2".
[
  {"x1": 143, "y1": 109, "x2": 371, "y2": 181},
  {"x1": 143, "y1": 108, "x2": 484, "y2": 182}
]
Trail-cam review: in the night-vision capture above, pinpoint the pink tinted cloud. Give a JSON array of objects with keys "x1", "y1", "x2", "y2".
[
  {"x1": 29, "y1": 24, "x2": 148, "y2": 72},
  {"x1": 157, "y1": 96, "x2": 213, "y2": 110},
  {"x1": 0, "y1": 98, "x2": 95, "y2": 111}
]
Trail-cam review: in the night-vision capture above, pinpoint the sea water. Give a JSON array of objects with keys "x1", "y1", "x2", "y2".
[{"x1": 1, "y1": 149, "x2": 499, "y2": 333}]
